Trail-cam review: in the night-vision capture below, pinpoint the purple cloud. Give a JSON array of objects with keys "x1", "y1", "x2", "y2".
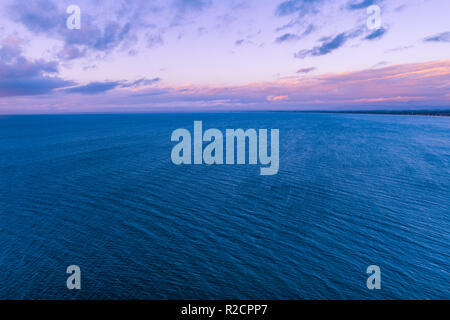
[
  {"x1": 294, "y1": 28, "x2": 363, "y2": 58},
  {"x1": 65, "y1": 78, "x2": 162, "y2": 94},
  {"x1": 125, "y1": 78, "x2": 162, "y2": 87},
  {"x1": 365, "y1": 27, "x2": 387, "y2": 40},
  {"x1": 275, "y1": 0, "x2": 325, "y2": 17},
  {"x1": 275, "y1": 33, "x2": 300, "y2": 43},
  {"x1": 295, "y1": 32, "x2": 348, "y2": 58},
  {"x1": 296, "y1": 67, "x2": 316, "y2": 73},
  {"x1": 9, "y1": 0, "x2": 136, "y2": 60},
  {"x1": 174, "y1": 0, "x2": 211, "y2": 13},
  {"x1": 347, "y1": 0, "x2": 382, "y2": 10},
  {"x1": 0, "y1": 40, "x2": 73, "y2": 97},
  {"x1": 424, "y1": 32, "x2": 450, "y2": 43},
  {"x1": 65, "y1": 82, "x2": 121, "y2": 94}
]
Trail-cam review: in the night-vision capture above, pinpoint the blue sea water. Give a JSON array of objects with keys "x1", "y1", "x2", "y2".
[{"x1": 0, "y1": 113, "x2": 449, "y2": 300}]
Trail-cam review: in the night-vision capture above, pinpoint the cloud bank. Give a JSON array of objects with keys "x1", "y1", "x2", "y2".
[{"x1": 2, "y1": 60, "x2": 449, "y2": 113}]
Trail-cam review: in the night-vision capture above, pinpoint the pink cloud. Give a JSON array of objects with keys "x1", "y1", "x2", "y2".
[
  {"x1": 267, "y1": 95, "x2": 289, "y2": 102},
  {"x1": 1, "y1": 59, "x2": 449, "y2": 113}
]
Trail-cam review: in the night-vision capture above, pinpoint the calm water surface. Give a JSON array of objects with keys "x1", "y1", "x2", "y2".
[{"x1": 0, "y1": 113, "x2": 448, "y2": 299}]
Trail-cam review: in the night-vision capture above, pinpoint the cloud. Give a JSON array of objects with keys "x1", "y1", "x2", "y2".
[
  {"x1": 147, "y1": 34, "x2": 164, "y2": 48},
  {"x1": 64, "y1": 22, "x2": 133, "y2": 52},
  {"x1": 0, "y1": 40, "x2": 72, "y2": 97},
  {"x1": 296, "y1": 67, "x2": 316, "y2": 73},
  {"x1": 424, "y1": 32, "x2": 450, "y2": 43},
  {"x1": 300, "y1": 24, "x2": 316, "y2": 37},
  {"x1": 66, "y1": 60, "x2": 450, "y2": 107},
  {"x1": 347, "y1": 0, "x2": 381, "y2": 10},
  {"x1": 267, "y1": 95, "x2": 289, "y2": 102},
  {"x1": 8, "y1": 0, "x2": 64, "y2": 33},
  {"x1": 276, "y1": 24, "x2": 315, "y2": 43},
  {"x1": 122, "y1": 78, "x2": 162, "y2": 88},
  {"x1": 174, "y1": 0, "x2": 211, "y2": 13},
  {"x1": 275, "y1": 20, "x2": 301, "y2": 32},
  {"x1": 275, "y1": 0, "x2": 324, "y2": 17},
  {"x1": 234, "y1": 39, "x2": 253, "y2": 46},
  {"x1": 57, "y1": 45, "x2": 86, "y2": 60},
  {"x1": 65, "y1": 78, "x2": 162, "y2": 94},
  {"x1": 8, "y1": 0, "x2": 139, "y2": 59},
  {"x1": 65, "y1": 82, "x2": 122, "y2": 94},
  {"x1": 0, "y1": 78, "x2": 73, "y2": 97},
  {"x1": 294, "y1": 28, "x2": 363, "y2": 58},
  {"x1": 295, "y1": 32, "x2": 347, "y2": 58},
  {"x1": 0, "y1": 40, "x2": 21, "y2": 60},
  {"x1": 385, "y1": 45, "x2": 414, "y2": 53},
  {"x1": 365, "y1": 27, "x2": 387, "y2": 40},
  {"x1": 150, "y1": 60, "x2": 450, "y2": 109},
  {"x1": 3, "y1": 60, "x2": 450, "y2": 112},
  {"x1": 275, "y1": 33, "x2": 300, "y2": 43}
]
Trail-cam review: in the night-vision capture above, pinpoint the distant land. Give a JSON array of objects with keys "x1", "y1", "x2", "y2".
[
  {"x1": 288, "y1": 110, "x2": 450, "y2": 117},
  {"x1": 2, "y1": 109, "x2": 450, "y2": 116}
]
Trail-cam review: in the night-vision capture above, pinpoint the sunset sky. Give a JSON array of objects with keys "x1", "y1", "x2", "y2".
[{"x1": 0, "y1": 0, "x2": 449, "y2": 113}]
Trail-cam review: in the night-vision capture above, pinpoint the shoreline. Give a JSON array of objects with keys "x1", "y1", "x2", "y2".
[{"x1": 295, "y1": 110, "x2": 450, "y2": 117}]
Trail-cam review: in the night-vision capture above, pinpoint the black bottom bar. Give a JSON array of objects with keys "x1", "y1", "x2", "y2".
[{"x1": 1, "y1": 300, "x2": 447, "y2": 318}]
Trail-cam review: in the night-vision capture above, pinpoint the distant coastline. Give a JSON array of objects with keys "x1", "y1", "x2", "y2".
[
  {"x1": 1, "y1": 109, "x2": 450, "y2": 116},
  {"x1": 290, "y1": 110, "x2": 450, "y2": 117},
  {"x1": 336, "y1": 110, "x2": 449, "y2": 117}
]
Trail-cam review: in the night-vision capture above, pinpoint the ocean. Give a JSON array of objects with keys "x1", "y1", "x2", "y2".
[{"x1": 0, "y1": 113, "x2": 448, "y2": 299}]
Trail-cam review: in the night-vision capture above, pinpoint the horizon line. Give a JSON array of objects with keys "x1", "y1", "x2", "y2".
[{"x1": 2, "y1": 109, "x2": 450, "y2": 117}]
